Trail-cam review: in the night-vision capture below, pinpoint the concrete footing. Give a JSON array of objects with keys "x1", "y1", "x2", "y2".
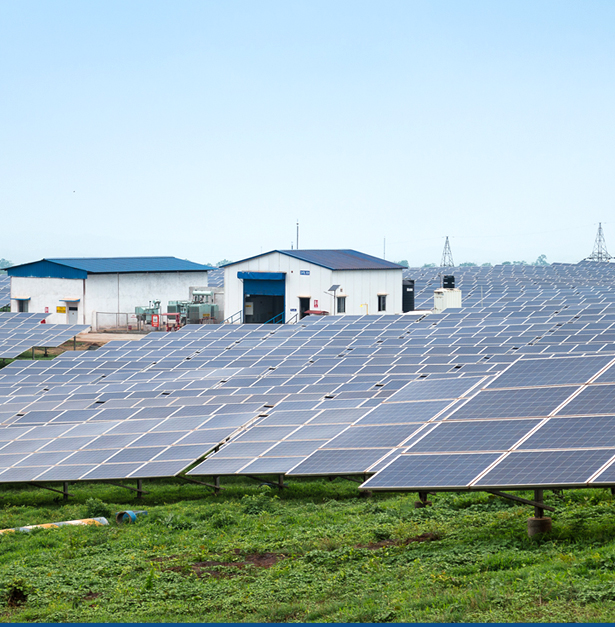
[{"x1": 527, "y1": 516, "x2": 552, "y2": 537}]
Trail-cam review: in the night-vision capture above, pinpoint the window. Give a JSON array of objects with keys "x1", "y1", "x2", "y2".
[
  {"x1": 336, "y1": 296, "x2": 346, "y2": 314},
  {"x1": 378, "y1": 295, "x2": 387, "y2": 312},
  {"x1": 17, "y1": 300, "x2": 28, "y2": 313}
]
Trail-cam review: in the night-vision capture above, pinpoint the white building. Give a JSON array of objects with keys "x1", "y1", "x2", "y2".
[
  {"x1": 223, "y1": 249, "x2": 406, "y2": 323},
  {"x1": 8, "y1": 257, "x2": 214, "y2": 330}
]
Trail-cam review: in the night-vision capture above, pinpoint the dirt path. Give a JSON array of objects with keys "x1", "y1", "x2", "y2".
[{"x1": 76, "y1": 332, "x2": 148, "y2": 344}]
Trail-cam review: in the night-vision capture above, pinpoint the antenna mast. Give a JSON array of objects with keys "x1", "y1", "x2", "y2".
[
  {"x1": 585, "y1": 223, "x2": 613, "y2": 262},
  {"x1": 440, "y1": 236, "x2": 454, "y2": 267},
  {"x1": 296, "y1": 220, "x2": 299, "y2": 250}
]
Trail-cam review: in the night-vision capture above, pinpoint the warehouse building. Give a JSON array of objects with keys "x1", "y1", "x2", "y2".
[
  {"x1": 7, "y1": 257, "x2": 214, "y2": 330},
  {"x1": 223, "y1": 249, "x2": 407, "y2": 323}
]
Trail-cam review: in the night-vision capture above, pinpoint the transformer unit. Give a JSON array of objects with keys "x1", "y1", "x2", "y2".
[{"x1": 134, "y1": 300, "x2": 161, "y2": 324}]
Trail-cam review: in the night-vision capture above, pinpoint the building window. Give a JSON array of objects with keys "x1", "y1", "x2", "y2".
[
  {"x1": 17, "y1": 300, "x2": 28, "y2": 313},
  {"x1": 337, "y1": 296, "x2": 346, "y2": 314},
  {"x1": 378, "y1": 295, "x2": 387, "y2": 312}
]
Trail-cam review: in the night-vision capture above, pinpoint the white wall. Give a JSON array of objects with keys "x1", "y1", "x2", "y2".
[
  {"x1": 11, "y1": 277, "x2": 84, "y2": 324},
  {"x1": 11, "y1": 271, "x2": 210, "y2": 330},
  {"x1": 224, "y1": 252, "x2": 403, "y2": 323}
]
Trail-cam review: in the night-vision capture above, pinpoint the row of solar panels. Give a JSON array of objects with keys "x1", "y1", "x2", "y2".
[
  {"x1": 0, "y1": 263, "x2": 614, "y2": 489},
  {"x1": 0, "y1": 313, "x2": 89, "y2": 358}
]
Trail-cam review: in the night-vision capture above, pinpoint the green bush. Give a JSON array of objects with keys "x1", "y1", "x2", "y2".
[{"x1": 84, "y1": 498, "x2": 111, "y2": 519}]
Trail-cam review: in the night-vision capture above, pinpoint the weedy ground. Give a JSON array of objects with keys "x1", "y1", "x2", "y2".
[{"x1": 0, "y1": 479, "x2": 614, "y2": 622}]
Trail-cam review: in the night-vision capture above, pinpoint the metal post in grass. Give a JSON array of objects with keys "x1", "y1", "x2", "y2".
[
  {"x1": 137, "y1": 479, "x2": 143, "y2": 500},
  {"x1": 527, "y1": 488, "x2": 552, "y2": 537},
  {"x1": 63, "y1": 482, "x2": 69, "y2": 501},
  {"x1": 415, "y1": 491, "x2": 432, "y2": 509}
]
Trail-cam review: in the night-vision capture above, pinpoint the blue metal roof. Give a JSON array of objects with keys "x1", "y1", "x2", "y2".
[
  {"x1": 223, "y1": 250, "x2": 404, "y2": 271},
  {"x1": 7, "y1": 257, "x2": 214, "y2": 278}
]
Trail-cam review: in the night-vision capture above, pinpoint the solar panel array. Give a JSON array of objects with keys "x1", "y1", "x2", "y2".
[
  {"x1": 0, "y1": 261, "x2": 614, "y2": 492},
  {"x1": 207, "y1": 268, "x2": 224, "y2": 287},
  {"x1": 0, "y1": 313, "x2": 90, "y2": 359},
  {"x1": 0, "y1": 276, "x2": 9, "y2": 308}
]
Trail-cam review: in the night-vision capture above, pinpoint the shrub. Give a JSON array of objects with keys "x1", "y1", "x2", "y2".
[{"x1": 84, "y1": 498, "x2": 111, "y2": 519}]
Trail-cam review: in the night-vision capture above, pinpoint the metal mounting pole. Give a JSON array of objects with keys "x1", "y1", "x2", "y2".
[
  {"x1": 534, "y1": 489, "x2": 544, "y2": 519},
  {"x1": 63, "y1": 482, "x2": 69, "y2": 501},
  {"x1": 415, "y1": 491, "x2": 432, "y2": 509},
  {"x1": 137, "y1": 479, "x2": 143, "y2": 500},
  {"x1": 527, "y1": 488, "x2": 552, "y2": 537}
]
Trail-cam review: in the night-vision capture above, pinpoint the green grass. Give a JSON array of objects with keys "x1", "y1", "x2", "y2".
[{"x1": 0, "y1": 479, "x2": 615, "y2": 622}]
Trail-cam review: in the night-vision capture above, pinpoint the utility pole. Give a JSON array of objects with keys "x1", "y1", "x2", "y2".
[
  {"x1": 440, "y1": 236, "x2": 454, "y2": 267},
  {"x1": 296, "y1": 220, "x2": 299, "y2": 250},
  {"x1": 585, "y1": 223, "x2": 613, "y2": 262}
]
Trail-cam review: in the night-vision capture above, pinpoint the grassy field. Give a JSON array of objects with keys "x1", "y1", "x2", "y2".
[{"x1": 0, "y1": 479, "x2": 615, "y2": 622}]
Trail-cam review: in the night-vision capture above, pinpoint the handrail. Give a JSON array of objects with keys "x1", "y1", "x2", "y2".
[
  {"x1": 263, "y1": 311, "x2": 285, "y2": 324},
  {"x1": 286, "y1": 312, "x2": 299, "y2": 325},
  {"x1": 223, "y1": 310, "x2": 243, "y2": 324}
]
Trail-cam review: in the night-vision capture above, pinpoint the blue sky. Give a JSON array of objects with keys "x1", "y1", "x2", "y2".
[{"x1": 2, "y1": 1, "x2": 615, "y2": 266}]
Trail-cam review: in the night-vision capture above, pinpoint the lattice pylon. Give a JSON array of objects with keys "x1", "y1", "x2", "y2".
[
  {"x1": 585, "y1": 223, "x2": 613, "y2": 262},
  {"x1": 440, "y1": 236, "x2": 454, "y2": 267}
]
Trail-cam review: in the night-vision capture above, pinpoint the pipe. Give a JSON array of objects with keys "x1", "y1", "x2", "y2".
[
  {"x1": 0, "y1": 517, "x2": 108, "y2": 534},
  {"x1": 115, "y1": 510, "x2": 148, "y2": 525}
]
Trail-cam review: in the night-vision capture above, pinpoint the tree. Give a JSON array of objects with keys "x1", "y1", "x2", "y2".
[
  {"x1": 422, "y1": 263, "x2": 436, "y2": 268},
  {"x1": 215, "y1": 259, "x2": 232, "y2": 267},
  {"x1": 395, "y1": 259, "x2": 409, "y2": 268},
  {"x1": 481, "y1": 262, "x2": 492, "y2": 267},
  {"x1": 0, "y1": 259, "x2": 11, "y2": 274},
  {"x1": 534, "y1": 254, "x2": 549, "y2": 266},
  {"x1": 512, "y1": 260, "x2": 527, "y2": 266},
  {"x1": 502, "y1": 261, "x2": 512, "y2": 265},
  {"x1": 459, "y1": 262, "x2": 477, "y2": 267}
]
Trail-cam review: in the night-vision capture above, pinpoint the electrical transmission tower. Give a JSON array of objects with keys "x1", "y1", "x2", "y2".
[
  {"x1": 585, "y1": 223, "x2": 613, "y2": 262},
  {"x1": 441, "y1": 236, "x2": 454, "y2": 267}
]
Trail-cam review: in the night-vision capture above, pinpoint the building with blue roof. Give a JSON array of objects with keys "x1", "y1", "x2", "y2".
[
  {"x1": 8, "y1": 257, "x2": 216, "y2": 329},
  {"x1": 223, "y1": 249, "x2": 410, "y2": 323}
]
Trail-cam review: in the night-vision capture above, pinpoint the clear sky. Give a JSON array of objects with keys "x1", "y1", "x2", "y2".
[{"x1": 2, "y1": 1, "x2": 614, "y2": 267}]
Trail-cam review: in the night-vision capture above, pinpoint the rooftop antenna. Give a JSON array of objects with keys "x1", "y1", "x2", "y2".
[
  {"x1": 440, "y1": 236, "x2": 454, "y2": 267},
  {"x1": 383, "y1": 238, "x2": 386, "y2": 260},
  {"x1": 585, "y1": 222, "x2": 613, "y2": 262},
  {"x1": 296, "y1": 220, "x2": 299, "y2": 250}
]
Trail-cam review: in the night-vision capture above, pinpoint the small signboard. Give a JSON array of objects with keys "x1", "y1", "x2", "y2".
[
  {"x1": 44, "y1": 307, "x2": 49, "y2": 313},
  {"x1": 313, "y1": 299, "x2": 318, "y2": 308},
  {"x1": 151, "y1": 314, "x2": 160, "y2": 328},
  {"x1": 300, "y1": 270, "x2": 310, "y2": 276},
  {"x1": 245, "y1": 302, "x2": 254, "y2": 315},
  {"x1": 56, "y1": 306, "x2": 66, "y2": 314}
]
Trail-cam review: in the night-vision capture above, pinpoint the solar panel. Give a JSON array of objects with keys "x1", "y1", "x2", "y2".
[
  {"x1": 361, "y1": 453, "x2": 501, "y2": 489},
  {"x1": 474, "y1": 449, "x2": 615, "y2": 487}
]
